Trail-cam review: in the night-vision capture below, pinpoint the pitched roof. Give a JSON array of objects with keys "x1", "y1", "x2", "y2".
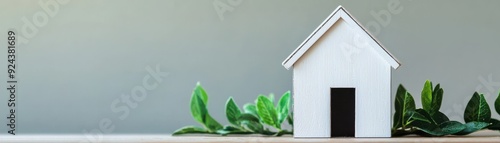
[{"x1": 282, "y1": 5, "x2": 401, "y2": 70}]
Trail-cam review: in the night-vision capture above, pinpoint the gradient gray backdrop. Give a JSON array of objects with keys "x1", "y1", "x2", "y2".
[{"x1": 1, "y1": 0, "x2": 500, "y2": 134}]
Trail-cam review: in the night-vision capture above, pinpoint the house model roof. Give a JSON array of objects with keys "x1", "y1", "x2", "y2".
[{"x1": 282, "y1": 5, "x2": 401, "y2": 70}]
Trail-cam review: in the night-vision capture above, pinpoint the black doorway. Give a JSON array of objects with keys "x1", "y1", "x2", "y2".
[{"x1": 330, "y1": 88, "x2": 355, "y2": 137}]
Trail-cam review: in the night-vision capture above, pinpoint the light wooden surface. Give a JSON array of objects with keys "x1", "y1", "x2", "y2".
[{"x1": 1, "y1": 130, "x2": 500, "y2": 143}]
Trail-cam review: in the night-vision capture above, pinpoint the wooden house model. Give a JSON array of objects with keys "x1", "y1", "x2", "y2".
[{"x1": 282, "y1": 6, "x2": 401, "y2": 138}]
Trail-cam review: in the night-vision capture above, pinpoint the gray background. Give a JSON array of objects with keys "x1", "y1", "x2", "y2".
[{"x1": 1, "y1": 0, "x2": 500, "y2": 135}]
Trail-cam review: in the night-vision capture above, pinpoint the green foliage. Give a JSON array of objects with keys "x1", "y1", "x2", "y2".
[
  {"x1": 495, "y1": 92, "x2": 500, "y2": 116},
  {"x1": 277, "y1": 91, "x2": 291, "y2": 127},
  {"x1": 431, "y1": 111, "x2": 450, "y2": 124},
  {"x1": 174, "y1": 82, "x2": 293, "y2": 136},
  {"x1": 257, "y1": 95, "x2": 279, "y2": 129},
  {"x1": 421, "y1": 80, "x2": 444, "y2": 115},
  {"x1": 189, "y1": 83, "x2": 207, "y2": 125},
  {"x1": 393, "y1": 80, "x2": 500, "y2": 137},
  {"x1": 239, "y1": 113, "x2": 263, "y2": 133},
  {"x1": 464, "y1": 92, "x2": 491, "y2": 123},
  {"x1": 226, "y1": 97, "x2": 241, "y2": 127},
  {"x1": 488, "y1": 118, "x2": 500, "y2": 130},
  {"x1": 177, "y1": 80, "x2": 500, "y2": 137},
  {"x1": 189, "y1": 82, "x2": 222, "y2": 132},
  {"x1": 420, "y1": 80, "x2": 433, "y2": 114},
  {"x1": 393, "y1": 84, "x2": 416, "y2": 129},
  {"x1": 453, "y1": 121, "x2": 490, "y2": 135},
  {"x1": 413, "y1": 120, "x2": 465, "y2": 136},
  {"x1": 287, "y1": 112, "x2": 294, "y2": 127},
  {"x1": 491, "y1": 93, "x2": 500, "y2": 131},
  {"x1": 243, "y1": 103, "x2": 259, "y2": 118},
  {"x1": 172, "y1": 126, "x2": 208, "y2": 135}
]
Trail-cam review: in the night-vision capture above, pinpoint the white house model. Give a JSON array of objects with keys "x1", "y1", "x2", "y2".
[{"x1": 282, "y1": 6, "x2": 401, "y2": 138}]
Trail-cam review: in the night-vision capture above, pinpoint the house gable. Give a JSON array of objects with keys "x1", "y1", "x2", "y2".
[{"x1": 282, "y1": 6, "x2": 400, "y2": 70}]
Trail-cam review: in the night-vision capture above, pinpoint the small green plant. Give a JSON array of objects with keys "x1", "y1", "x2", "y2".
[
  {"x1": 392, "y1": 80, "x2": 500, "y2": 136},
  {"x1": 173, "y1": 82, "x2": 293, "y2": 136}
]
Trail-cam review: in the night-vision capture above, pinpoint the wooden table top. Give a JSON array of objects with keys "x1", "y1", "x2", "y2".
[{"x1": 1, "y1": 130, "x2": 500, "y2": 143}]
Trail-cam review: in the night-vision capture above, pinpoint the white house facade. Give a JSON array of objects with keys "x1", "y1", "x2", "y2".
[{"x1": 282, "y1": 6, "x2": 400, "y2": 138}]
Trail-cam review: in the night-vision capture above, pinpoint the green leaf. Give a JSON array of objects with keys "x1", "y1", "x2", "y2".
[
  {"x1": 430, "y1": 84, "x2": 444, "y2": 115},
  {"x1": 464, "y1": 92, "x2": 491, "y2": 123},
  {"x1": 275, "y1": 130, "x2": 286, "y2": 136},
  {"x1": 392, "y1": 129, "x2": 414, "y2": 137},
  {"x1": 254, "y1": 96, "x2": 262, "y2": 105},
  {"x1": 215, "y1": 126, "x2": 251, "y2": 135},
  {"x1": 189, "y1": 83, "x2": 222, "y2": 132},
  {"x1": 172, "y1": 126, "x2": 208, "y2": 135},
  {"x1": 239, "y1": 114, "x2": 264, "y2": 133},
  {"x1": 215, "y1": 130, "x2": 230, "y2": 135},
  {"x1": 287, "y1": 112, "x2": 293, "y2": 126},
  {"x1": 488, "y1": 118, "x2": 500, "y2": 130},
  {"x1": 256, "y1": 95, "x2": 279, "y2": 129},
  {"x1": 432, "y1": 111, "x2": 450, "y2": 125},
  {"x1": 421, "y1": 80, "x2": 433, "y2": 114},
  {"x1": 276, "y1": 91, "x2": 291, "y2": 125},
  {"x1": 195, "y1": 82, "x2": 208, "y2": 105},
  {"x1": 240, "y1": 120, "x2": 264, "y2": 133},
  {"x1": 243, "y1": 103, "x2": 259, "y2": 118},
  {"x1": 225, "y1": 97, "x2": 241, "y2": 126},
  {"x1": 393, "y1": 84, "x2": 416, "y2": 129},
  {"x1": 432, "y1": 84, "x2": 440, "y2": 97},
  {"x1": 410, "y1": 110, "x2": 431, "y2": 124},
  {"x1": 454, "y1": 121, "x2": 490, "y2": 135},
  {"x1": 238, "y1": 113, "x2": 261, "y2": 123},
  {"x1": 495, "y1": 91, "x2": 500, "y2": 115},
  {"x1": 409, "y1": 109, "x2": 448, "y2": 135},
  {"x1": 190, "y1": 89, "x2": 208, "y2": 125},
  {"x1": 221, "y1": 125, "x2": 241, "y2": 131},
  {"x1": 420, "y1": 81, "x2": 444, "y2": 116},
  {"x1": 412, "y1": 120, "x2": 465, "y2": 136},
  {"x1": 415, "y1": 109, "x2": 452, "y2": 129},
  {"x1": 204, "y1": 114, "x2": 223, "y2": 132},
  {"x1": 409, "y1": 109, "x2": 443, "y2": 136},
  {"x1": 410, "y1": 119, "x2": 439, "y2": 136},
  {"x1": 415, "y1": 109, "x2": 436, "y2": 124},
  {"x1": 439, "y1": 121, "x2": 466, "y2": 135}
]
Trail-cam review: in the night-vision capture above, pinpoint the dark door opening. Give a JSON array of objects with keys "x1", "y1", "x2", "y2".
[{"x1": 330, "y1": 88, "x2": 355, "y2": 137}]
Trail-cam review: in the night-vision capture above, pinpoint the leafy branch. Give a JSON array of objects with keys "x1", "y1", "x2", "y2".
[
  {"x1": 173, "y1": 82, "x2": 293, "y2": 136},
  {"x1": 393, "y1": 80, "x2": 500, "y2": 136}
]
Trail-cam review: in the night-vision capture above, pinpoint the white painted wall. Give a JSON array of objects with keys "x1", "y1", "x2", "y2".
[{"x1": 293, "y1": 19, "x2": 391, "y2": 138}]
